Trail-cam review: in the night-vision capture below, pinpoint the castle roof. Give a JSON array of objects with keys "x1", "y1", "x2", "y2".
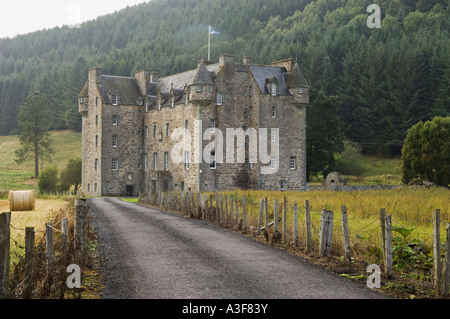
[
  {"x1": 157, "y1": 64, "x2": 219, "y2": 93},
  {"x1": 98, "y1": 75, "x2": 141, "y2": 105},
  {"x1": 286, "y1": 63, "x2": 309, "y2": 88},
  {"x1": 191, "y1": 61, "x2": 216, "y2": 86},
  {"x1": 249, "y1": 65, "x2": 290, "y2": 95}
]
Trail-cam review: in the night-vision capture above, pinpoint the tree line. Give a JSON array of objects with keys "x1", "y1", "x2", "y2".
[{"x1": 0, "y1": 0, "x2": 448, "y2": 160}]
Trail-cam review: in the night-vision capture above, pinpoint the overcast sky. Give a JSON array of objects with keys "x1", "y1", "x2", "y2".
[{"x1": 0, "y1": 0, "x2": 148, "y2": 39}]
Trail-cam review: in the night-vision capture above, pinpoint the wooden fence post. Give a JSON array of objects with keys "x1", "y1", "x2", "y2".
[
  {"x1": 282, "y1": 197, "x2": 287, "y2": 244},
  {"x1": 242, "y1": 195, "x2": 247, "y2": 231},
  {"x1": 257, "y1": 199, "x2": 264, "y2": 236},
  {"x1": 293, "y1": 203, "x2": 298, "y2": 247},
  {"x1": 443, "y1": 223, "x2": 450, "y2": 297},
  {"x1": 46, "y1": 223, "x2": 54, "y2": 272},
  {"x1": 264, "y1": 197, "x2": 268, "y2": 231},
  {"x1": 433, "y1": 209, "x2": 442, "y2": 296},
  {"x1": 274, "y1": 199, "x2": 279, "y2": 233},
  {"x1": 225, "y1": 195, "x2": 229, "y2": 227},
  {"x1": 384, "y1": 214, "x2": 393, "y2": 279},
  {"x1": 341, "y1": 205, "x2": 351, "y2": 265},
  {"x1": 0, "y1": 212, "x2": 11, "y2": 299},
  {"x1": 305, "y1": 200, "x2": 312, "y2": 253},
  {"x1": 24, "y1": 227, "x2": 35, "y2": 298},
  {"x1": 379, "y1": 208, "x2": 386, "y2": 267},
  {"x1": 230, "y1": 197, "x2": 234, "y2": 227},
  {"x1": 61, "y1": 218, "x2": 69, "y2": 255},
  {"x1": 319, "y1": 209, "x2": 334, "y2": 257}
]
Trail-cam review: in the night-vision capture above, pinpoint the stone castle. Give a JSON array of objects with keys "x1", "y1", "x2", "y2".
[{"x1": 78, "y1": 54, "x2": 309, "y2": 197}]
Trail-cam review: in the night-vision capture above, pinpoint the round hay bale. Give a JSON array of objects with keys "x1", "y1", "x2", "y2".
[{"x1": 8, "y1": 190, "x2": 35, "y2": 212}]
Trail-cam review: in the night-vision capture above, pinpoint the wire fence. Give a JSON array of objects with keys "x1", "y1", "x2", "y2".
[{"x1": 144, "y1": 190, "x2": 450, "y2": 297}]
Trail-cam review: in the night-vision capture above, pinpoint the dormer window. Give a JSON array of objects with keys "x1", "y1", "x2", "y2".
[
  {"x1": 271, "y1": 83, "x2": 277, "y2": 96},
  {"x1": 209, "y1": 85, "x2": 213, "y2": 93},
  {"x1": 111, "y1": 94, "x2": 119, "y2": 106},
  {"x1": 79, "y1": 97, "x2": 84, "y2": 104},
  {"x1": 196, "y1": 85, "x2": 202, "y2": 93},
  {"x1": 298, "y1": 88, "x2": 303, "y2": 94}
]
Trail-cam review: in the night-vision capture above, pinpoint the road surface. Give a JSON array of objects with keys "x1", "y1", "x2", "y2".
[{"x1": 88, "y1": 197, "x2": 388, "y2": 299}]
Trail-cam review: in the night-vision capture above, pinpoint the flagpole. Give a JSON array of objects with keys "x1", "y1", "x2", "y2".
[{"x1": 208, "y1": 25, "x2": 211, "y2": 61}]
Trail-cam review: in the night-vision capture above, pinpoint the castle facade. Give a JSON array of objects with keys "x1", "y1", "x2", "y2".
[{"x1": 78, "y1": 54, "x2": 309, "y2": 197}]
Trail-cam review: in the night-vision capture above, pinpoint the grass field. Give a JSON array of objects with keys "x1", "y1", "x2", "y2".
[
  {"x1": 1, "y1": 197, "x2": 71, "y2": 265},
  {"x1": 0, "y1": 130, "x2": 81, "y2": 192},
  {"x1": 205, "y1": 187, "x2": 449, "y2": 277}
]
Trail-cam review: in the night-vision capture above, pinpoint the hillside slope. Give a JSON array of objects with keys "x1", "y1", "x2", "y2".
[
  {"x1": 0, "y1": 130, "x2": 81, "y2": 191},
  {"x1": 0, "y1": 0, "x2": 448, "y2": 156}
]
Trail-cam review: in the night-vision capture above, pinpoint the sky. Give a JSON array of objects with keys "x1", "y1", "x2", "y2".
[{"x1": 0, "y1": 0, "x2": 148, "y2": 39}]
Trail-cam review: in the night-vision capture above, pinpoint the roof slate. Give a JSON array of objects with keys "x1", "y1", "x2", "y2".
[
  {"x1": 249, "y1": 65, "x2": 290, "y2": 95},
  {"x1": 98, "y1": 75, "x2": 141, "y2": 105}
]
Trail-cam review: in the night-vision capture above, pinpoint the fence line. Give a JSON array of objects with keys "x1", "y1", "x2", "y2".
[
  {"x1": 144, "y1": 190, "x2": 449, "y2": 297},
  {"x1": 0, "y1": 198, "x2": 89, "y2": 299}
]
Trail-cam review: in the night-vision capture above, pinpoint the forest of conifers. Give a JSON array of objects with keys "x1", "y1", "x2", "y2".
[{"x1": 0, "y1": 0, "x2": 448, "y2": 156}]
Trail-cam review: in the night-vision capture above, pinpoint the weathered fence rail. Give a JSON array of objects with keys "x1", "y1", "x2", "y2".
[
  {"x1": 144, "y1": 191, "x2": 450, "y2": 297},
  {"x1": 0, "y1": 198, "x2": 89, "y2": 299}
]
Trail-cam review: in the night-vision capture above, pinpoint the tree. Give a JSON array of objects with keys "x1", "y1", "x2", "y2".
[
  {"x1": 401, "y1": 116, "x2": 450, "y2": 187},
  {"x1": 59, "y1": 158, "x2": 82, "y2": 193},
  {"x1": 306, "y1": 89, "x2": 345, "y2": 181},
  {"x1": 38, "y1": 165, "x2": 59, "y2": 194},
  {"x1": 14, "y1": 91, "x2": 54, "y2": 178}
]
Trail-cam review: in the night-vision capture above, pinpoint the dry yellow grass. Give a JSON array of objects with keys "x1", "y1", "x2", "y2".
[
  {"x1": 214, "y1": 187, "x2": 449, "y2": 265},
  {"x1": 1, "y1": 199, "x2": 70, "y2": 263}
]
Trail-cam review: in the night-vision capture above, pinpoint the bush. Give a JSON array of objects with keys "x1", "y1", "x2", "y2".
[
  {"x1": 38, "y1": 166, "x2": 58, "y2": 193},
  {"x1": 401, "y1": 117, "x2": 450, "y2": 187},
  {"x1": 334, "y1": 140, "x2": 365, "y2": 176}
]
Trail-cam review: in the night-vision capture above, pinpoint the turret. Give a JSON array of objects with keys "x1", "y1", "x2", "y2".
[
  {"x1": 188, "y1": 61, "x2": 215, "y2": 106},
  {"x1": 78, "y1": 81, "x2": 89, "y2": 115},
  {"x1": 286, "y1": 63, "x2": 310, "y2": 105}
]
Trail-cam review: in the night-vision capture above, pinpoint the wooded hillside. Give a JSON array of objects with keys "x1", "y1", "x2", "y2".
[{"x1": 0, "y1": 0, "x2": 448, "y2": 155}]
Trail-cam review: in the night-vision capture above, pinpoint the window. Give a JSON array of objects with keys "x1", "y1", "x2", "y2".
[
  {"x1": 209, "y1": 85, "x2": 213, "y2": 93},
  {"x1": 171, "y1": 97, "x2": 175, "y2": 108},
  {"x1": 111, "y1": 94, "x2": 119, "y2": 106},
  {"x1": 144, "y1": 154, "x2": 148, "y2": 171},
  {"x1": 87, "y1": 183, "x2": 91, "y2": 193},
  {"x1": 153, "y1": 152, "x2": 158, "y2": 170},
  {"x1": 166, "y1": 123, "x2": 170, "y2": 137},
  {"x1": 271, "y1": 83, "x2": 277, "y2": 96},
  {"x1": 153, "y1": 125, "x2": 157, "y2": 139},
  {"x1": 209, "y1": 119, "x2": 215, "y2": 133},
  {"x1": 185, "y1": 94, "x2": 189, "y2": 105},
  {"x1": 270, "y1": 156, "x2": 277, "y2": 170},
  {"x1": 95, "y1": 159, "x2": 98, "y2": 171},
  {"x1": 145, "y1": 102, "x2": 149, "y2": 112},
  {"x1": 95, "y1": 115, "x2": 99, "y2": 126},
  {"x1": 298, "y1": 88, "x2": 303, "y2": 94},
  {"x1": 95, "y1": 135, "x2": 98, "y2": 148},
  {"x1": 127, "y1": 173, "x2": 133, "y2": 181},
  {"x1": 249, "y1": 106, "x2": 253, "y2": 118},
  {"x1": 96, "y1": 97, "x2": 98, "y2": 106},
  {"x1": 145, "y1": 126, "x2": 149, "y2": 139},
  {"x1": 181, "y1": 181, "x2": 185, "y2": 191},
  {"x1": 112, "y1": 115, "x2": 118, "y2": 126},
  {"x1": 79, "y1": 97, "x2": 84, "y2": 104},
  {"x1": 243, "y1": 111, "x2": 248, "y2": 119},
  {"x1": 185, "y1": 120, "x2": 189, "y2": 130},
  {"x1": 271, "y1": 106, "x2": 277, "y2": 118},
  {"x1": 216, "y1": 93, "x2": 223, "y2": 106},
  {"x1": 280, "y1": 180, "x2": 286, "y2": 192},
  {"x1": 196, "y1": 85, "x2": 202, "y2": 93},
  {"x1": 112, "y1": 135, "x2": 118, "y2": 148},
  {"x1": 210, "y1": 151, "x2": 216, "y2": 169},
  {"x1": 94, "y1": 183, "x2": 98, "y2": 193},
  {"x1": 290, "y1": 157, "x2": 297, "y2": 170},
  {"x1": 164, "y1": 152, "x2": 169, "y2": 171},
  {"x1": 112, "y1": 158, "x2": 119, "y2": 170},
  {"x1": 271, "y1": 130, "x2": 276, "y2": 142},
  {"x1": 184, "y1": 151, "x2": 190, "y2": 170}
]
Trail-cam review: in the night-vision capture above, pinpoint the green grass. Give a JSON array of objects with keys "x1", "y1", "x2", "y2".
[
  {"x1": 120, "y1": 198, "x2": 139, "y2": 203},
  {"x1": 0, "y1": 130, "x2": 81, "y2": 191}
]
